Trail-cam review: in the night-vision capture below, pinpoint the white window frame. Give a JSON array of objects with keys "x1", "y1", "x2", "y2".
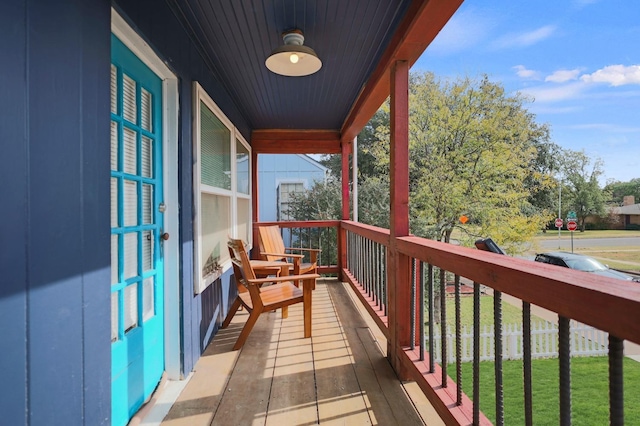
[
  {"x1": 277, "y1": 180, "x2": 307, "y2": 221},
  {"x1": 193, "y1": 82, "x2": 251, "y2": 294}
]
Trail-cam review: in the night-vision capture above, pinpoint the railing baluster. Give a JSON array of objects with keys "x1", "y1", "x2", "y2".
[
  {"x1": 609, "y1": 335, "x2": 624, "y2": 426},
  {"x1": 411, "y1": 258, "x2": 416, "y2": 350},
  {"x1": 375, "y1": 242, "x2": 380, "y2": 307},
  {"x1": 419, "y1": 261, "x2": 425, "y2": 362},
  {"x1": 494, "y1": 290, "x2": 504, "y2": 426},
  {"x1": 428, "y1": 264, "x2": 434, "y2": 373},
  {"x1": 473, "y1": 281, "x2": 480, "y2": 425},
  {"x1": 559, "y1": 316, "x2": 571, "y2": 426},
  {"x1": 523, "y1": 301, "x2": 533, "y2": 426},
  {"x1": 440, "y1": 268, "x2": 447, "y2": 387},
  {"x1": 455, "y1": 274, "x2": 462, "y2": 406},
  {"x1": 383, "y1": 246, "x2": 388, "y2": 317}
]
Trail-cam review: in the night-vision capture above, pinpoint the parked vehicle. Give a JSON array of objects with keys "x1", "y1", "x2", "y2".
[{"x1": 534, "y1": 251, "x2": 640, "y2": 282}]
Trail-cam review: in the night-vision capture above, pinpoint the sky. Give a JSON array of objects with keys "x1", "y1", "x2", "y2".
[{"x1": 414, "y1": 0, "x2": 640, "y2": 185}]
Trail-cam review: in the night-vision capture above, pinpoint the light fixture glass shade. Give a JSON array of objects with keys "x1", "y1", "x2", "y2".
[{"x1": 265, "y1": 30, "x2": 322, "y2": 77}]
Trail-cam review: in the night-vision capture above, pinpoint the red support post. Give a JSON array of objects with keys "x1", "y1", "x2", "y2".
[
  {"x1": 341, "y1": 141, "x2": 351, "y2": 221},
  {"x1": 251, "y1": 150, "x2": 259, "y2": 259},
  {"x1": 340, "y1": 141, "x2": 351, "y2": 281},
  {"x1": 388, "y1": 60, "x2": 411, "y2": 379}
]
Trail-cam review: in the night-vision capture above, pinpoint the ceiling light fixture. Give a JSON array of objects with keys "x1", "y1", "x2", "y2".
[{"x1": 265, "y1": 29, "x2": 322, "y2": 77}]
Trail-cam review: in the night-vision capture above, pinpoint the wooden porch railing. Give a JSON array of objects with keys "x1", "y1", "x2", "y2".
[
  {"x1": 252, "y1": 220, "x2": 341, "y2": 275},
  {"x1": 258, "y1": 220, "x2": 640, "y2": 425}
]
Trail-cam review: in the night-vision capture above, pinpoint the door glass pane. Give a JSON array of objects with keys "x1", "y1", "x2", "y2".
[
  {"x1": 236, "y1": 139, "x2": 250, "y2": 194},
  {"x1": 110, "y1": 121, "x2": 118, "y2": 171},
  {"x1": 111, "y1": 234, "x2": 119, "y2": 284},
  {"x1": 142, "y1": 184, "x2": 152, "y2": 225},
  {"x1": 111, "y1": 178, "x2": 118, "y2": 228},
  {"x1": 123, "y1": 180, "x2": 138, "y2": 227},
  {"x1": 110, "y1": 64, "x2": 117, "y2": 114},
  {"x1": 123, "y1": 127, "x2": 137, "y2": 175},
  {"x1": 200, "y1": 101, "x2": 231, "y2": 190},
  {"x1": 124, "y1": 283, "x2": 138, "y2": 332},
  {"x1": 124, "y1": 233, "x2": 138, "y2": 280},
  {"x1": 141, "y1": 88, "x2": 152, "y2": 131},
  {"x1": 111, "y1": 291, "x2": 119, "y2": 341},
  {"x1": 123, "y1": 74, "x2": 137, "y2": 124},
  {"x1": 141, "y1": 136, "x2": 153, "y2": 178},
  {"x1": 143, "y1": 278, "x2": 154, "y2": 321},
  {"x1": 142, "y1": 231, "x2": 153, "y2": 271},
  {"x1": 201, "y1": 193, "x2": 230, "y2": 277}
]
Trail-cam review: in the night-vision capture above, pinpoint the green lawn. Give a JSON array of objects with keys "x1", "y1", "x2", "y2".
[
  {"x1": 444, "y1": 295, "x2": 541, "y2": 328},
  {"x1": 452, "y1": 357, "x2": 640, "y2": 425}
]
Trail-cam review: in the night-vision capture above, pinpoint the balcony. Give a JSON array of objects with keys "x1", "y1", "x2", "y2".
[
  {"x1": 148, "y1": 220, "x2": 640, "y2": 425},
  {"x1": 159, "y1": 278, "x2": 443, "y2": 425}
]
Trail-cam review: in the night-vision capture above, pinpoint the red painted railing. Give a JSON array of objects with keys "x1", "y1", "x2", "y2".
[{"x1": 257, "y1": 220, "x2": 640, "y2": 425}]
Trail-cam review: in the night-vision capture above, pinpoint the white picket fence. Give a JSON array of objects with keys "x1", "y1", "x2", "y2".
[{"x1": 429, "y1": 320, "x2": 608, "y2": 363}]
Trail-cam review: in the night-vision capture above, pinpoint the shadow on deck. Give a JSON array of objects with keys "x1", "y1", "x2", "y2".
[{"x1": 155, "y1": 279, "x2": 444, "y2": 425}]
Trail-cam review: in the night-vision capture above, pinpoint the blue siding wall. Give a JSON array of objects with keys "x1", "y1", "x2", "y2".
[
  {"x1": 258, "y1": 154, "x2": 327, "y2": 221},
  {"x1": 0, "y1": 0, "x2": 250, "y2": 423},
  {"x1": 0, "y1": 0, "x2": 112, "y2": 424},
  {"x1": 114, "y1": 0, "x2": 251, "y2": 372}
]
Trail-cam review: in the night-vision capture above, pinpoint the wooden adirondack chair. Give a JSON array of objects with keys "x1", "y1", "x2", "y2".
[
  {"x1": 221, "y1": 238, "x2": 318, "y2": 351},
  {"x1": 257, "y1": 225, "x2": 320, "y2": 279}
]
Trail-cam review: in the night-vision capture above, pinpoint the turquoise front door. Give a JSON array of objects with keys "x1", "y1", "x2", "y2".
[{"x1": 110, "y1": 34, "x2": 165, "y2": 426}]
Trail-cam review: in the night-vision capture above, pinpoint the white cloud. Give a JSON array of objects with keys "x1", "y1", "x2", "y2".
[
  {"x1": 426, "y1": 8, "x2": 494, "y2": 55},
  {"x1": 568, "y1": 123, "x2": 640, "y2": 133},
  {"x1": 545, "y1": 69, "x2": 581, "y2": 83},
  {"x1": 513, "y1": 65, "x2": 541, "y2": 80},
  {"x1": 521, "y1": 82, "x2": 586, "y2": 103},
  {"x1": 492, "y1": 25, "x2": 557, "y2": 49},
  {"x1": 572, "y1": 0, "x2": 601, "y2": 8},
  {"x1": 581, "y1": 65, "x2": 640, "y2": 86}
]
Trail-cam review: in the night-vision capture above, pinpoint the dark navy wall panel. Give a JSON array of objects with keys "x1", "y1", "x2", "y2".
[
  {"x1": 28, "y1": 1, "x2": 84, "y2": 422},
  {"x1": 0, "y1": 0, "x2": 111, "y2": 424},
  {"x1": 80, "y1": 0, "x2": 112, "y2": 423},
  {"x1": 26, "y1": 0, "x2": 111, "y2": 424},
  {"x1": 114, "y1": 0, "x2": 251, "y2": 374},
  {"x1": 0, "y1": 1, "x2": 28, "y2": 423}
]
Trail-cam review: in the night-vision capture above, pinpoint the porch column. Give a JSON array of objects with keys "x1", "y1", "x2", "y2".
[
  {"x1": 251, "y1": 150, "x2": 259, "y2": 258},
  {"x1": 341, "y1": 141, "x2": 350, "y2": 220},
  {"x1": 339, "y1": 141, "x2": 351, "y2": 279},
  {"x1": 388, "y1": 60, "x2": 411, "y2": 379}
]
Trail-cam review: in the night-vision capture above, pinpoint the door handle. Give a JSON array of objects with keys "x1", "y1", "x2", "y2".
[{"x1": 161, "y1": 232, "x2": 170, "y2": 241}]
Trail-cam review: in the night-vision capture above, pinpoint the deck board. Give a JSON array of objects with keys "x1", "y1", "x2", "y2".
[{"x1": 161, "y1": 279, "x2": 443, "y2": 425}]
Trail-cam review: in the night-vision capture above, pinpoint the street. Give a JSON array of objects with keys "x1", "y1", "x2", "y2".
[{"x1": 538, "y1": 236, "x2": 640, "y2": 250}]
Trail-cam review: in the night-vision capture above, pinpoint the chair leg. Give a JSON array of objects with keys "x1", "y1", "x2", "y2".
[
  {"x1": 303, "y1": 279, "x2": 313, "y2": 338},
  {"x1": 233, "y1": 310, "x2": 262, "y2": 351},
  {"x1": 221, "y1": 297, "x2": 242, "y2": 329}
]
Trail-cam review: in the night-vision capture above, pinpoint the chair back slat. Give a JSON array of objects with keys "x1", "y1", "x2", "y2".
[{"x1": 259, "y1": 225, "x2": 286, "y2": 262}]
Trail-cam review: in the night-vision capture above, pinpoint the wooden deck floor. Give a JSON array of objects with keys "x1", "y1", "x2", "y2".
[{"x1": 160, "y1": 279, "x2": 444, "y2": 426}]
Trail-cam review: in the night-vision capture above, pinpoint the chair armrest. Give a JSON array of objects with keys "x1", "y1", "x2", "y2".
[
  {"x1": 261, "y1": 251, "x2": 304, "y2": 259},
  {"x1": 247, "y1": 274, "x2": 320, "y2": 285},
  {"x1": 285, "y1": 247, "x2": 322, "y2": 253}
]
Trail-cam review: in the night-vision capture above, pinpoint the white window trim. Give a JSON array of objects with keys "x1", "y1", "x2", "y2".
[
  {"x1": 277, "y1": 180, "x2": 306, "y2": 221},
  {"x1": 193, "y1": 82, "x2": 251, "y2": 294}
]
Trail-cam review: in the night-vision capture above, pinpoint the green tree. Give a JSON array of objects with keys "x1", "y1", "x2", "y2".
[
  {"x1": 371, "y1": 73, "x2": 549, "y2": 252},
  {"x1": 604, "y1": 178, "x2": 640, "y2": 205},
  {"x1": 319, "y1": 109, "x2": 389, "y2": 181},
  {"x1": 560, "y1": 150, "x2": 607, "y2": 231}
]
